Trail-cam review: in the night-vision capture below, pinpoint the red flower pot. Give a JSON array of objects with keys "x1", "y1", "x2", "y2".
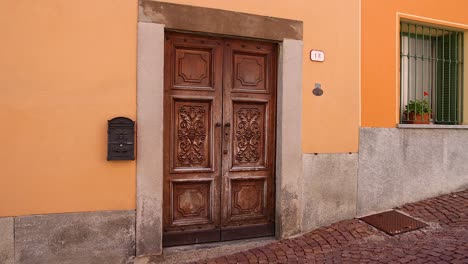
[{"x1": 404, "y1": 113, "x2": 431, "y2": 124}]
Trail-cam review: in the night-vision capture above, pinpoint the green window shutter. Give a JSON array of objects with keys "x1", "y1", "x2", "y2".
[{"x1": 436, "y1": 33, "x2": 459, "y2": 124}]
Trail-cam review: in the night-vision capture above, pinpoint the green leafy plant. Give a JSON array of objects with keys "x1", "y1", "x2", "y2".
[{"x1": 405, "y1": 99, "x2": 432, "y2": 114}]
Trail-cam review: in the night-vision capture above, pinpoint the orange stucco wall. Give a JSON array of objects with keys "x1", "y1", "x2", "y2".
[
  {"x1": 0, "y1": 0, "x2": 360, "y2": 216},
  {"x1": 361, "y1": 0, "x2": 468, "y2": 127},
  {"x1": 0, "y1": 1, "x2": 137, "y2": 216}
]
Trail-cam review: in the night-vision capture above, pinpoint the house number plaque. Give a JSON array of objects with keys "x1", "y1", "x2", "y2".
[{"x1": 310, "y1": 50, "x2": 325, "y2": 62}]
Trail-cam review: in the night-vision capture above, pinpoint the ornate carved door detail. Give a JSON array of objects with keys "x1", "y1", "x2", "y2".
[
  {"x1": 176, "y1": 104, "x2": 208, "y2": 166},
  {"x1": 235, "y1": 107, "x2": 262, "y2": 163},
  {"x1": 164, "y1": 32, "x2": 276, "y2": 246}
]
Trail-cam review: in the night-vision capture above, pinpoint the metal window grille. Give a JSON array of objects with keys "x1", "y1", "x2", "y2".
[{"x1": 400, "y1": 22, "x2": 464, "y2": 124}]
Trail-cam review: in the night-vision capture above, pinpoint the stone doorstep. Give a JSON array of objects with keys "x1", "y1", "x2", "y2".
[{"x1": 133, "y1": 237, "x2": 276, "y2": 264}]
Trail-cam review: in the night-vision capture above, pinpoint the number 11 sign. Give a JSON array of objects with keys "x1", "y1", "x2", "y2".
[{"x1": 310, "y1": 50, "x2": 325, "y2": 62}]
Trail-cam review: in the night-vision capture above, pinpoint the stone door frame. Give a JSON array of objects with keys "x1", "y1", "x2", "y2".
[{"x1": 136, "y1": 1, "x2": 304, "y2": 256}]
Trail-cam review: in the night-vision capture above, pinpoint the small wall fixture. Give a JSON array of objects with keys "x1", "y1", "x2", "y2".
[
  {"x1": 107, "y1": 117, "x2": 135, "y2": 160},
  {"x1": 313, "y1": 83, "x2": 323, "y2": 96}
]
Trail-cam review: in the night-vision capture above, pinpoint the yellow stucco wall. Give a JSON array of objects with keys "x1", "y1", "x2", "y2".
[
  {"x1": 0, "y1": 0, "x2": 360, "y2": 216},
  {"x1": 362, "y1": 0, "x2": 468, "y2": 127}
]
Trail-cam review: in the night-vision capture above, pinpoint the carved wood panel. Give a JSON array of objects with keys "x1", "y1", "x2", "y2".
[
  {"x1": 172, "y1": 181, "x2": 212, "y2": 225},
  {"x1": 164, "y1": 33, "x2": 222, "y2": 245},
  {"x1": 174, "y1": 48, "x2": 212, "y2": 88},
  {"x1": 230, "y1": 179, "x2": 265, "y2": 220},
  {"x1": 221, "y1": 39, "x2": 276, "y2": 238},
  {"x1": 232, "y1": 102, "x2": 266, "y2": 169},
  {"x1": 233, "y1": 53, "x2": 266, "y2": 92},
  {"x1": 173, "y1": 99, "x2": 212, "y2": 170}
]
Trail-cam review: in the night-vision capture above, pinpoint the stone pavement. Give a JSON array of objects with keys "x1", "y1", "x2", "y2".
[{"x1": 196, "y1": 190, "x2": 468, "y2": 264}]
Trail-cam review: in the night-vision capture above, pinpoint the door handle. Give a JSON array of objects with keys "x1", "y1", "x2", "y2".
[{"x1": 223, "y1": 123, "x2": 231, "y2": 154}]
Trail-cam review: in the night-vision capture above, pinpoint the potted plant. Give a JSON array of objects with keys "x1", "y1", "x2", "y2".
[{"x1": 403, "y1": 99, "x2": 432, "y2": 124}]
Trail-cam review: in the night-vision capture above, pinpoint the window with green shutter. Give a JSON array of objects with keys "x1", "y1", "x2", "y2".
[{"x1": 400, "y1": 21, "x2": 464, "y2": 125}]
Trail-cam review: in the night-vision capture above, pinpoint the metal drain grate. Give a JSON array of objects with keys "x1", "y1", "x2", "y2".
[{"x1": 359, "y1": 210, "x2": 427, "y2": 235}]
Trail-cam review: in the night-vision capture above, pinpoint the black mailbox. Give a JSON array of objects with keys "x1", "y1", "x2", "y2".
[{"x1": 107, "y1": 117, "x2": 135, "y2": 160}]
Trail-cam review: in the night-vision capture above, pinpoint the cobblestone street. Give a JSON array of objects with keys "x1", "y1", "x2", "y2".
[{"x1": 197, "y1": 190, "x2": 468, "y2": 264}]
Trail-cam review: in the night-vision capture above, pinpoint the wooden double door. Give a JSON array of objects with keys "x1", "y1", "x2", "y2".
[{"x1": 163, "y1": 32, "x2": 277, "y2": 246}]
